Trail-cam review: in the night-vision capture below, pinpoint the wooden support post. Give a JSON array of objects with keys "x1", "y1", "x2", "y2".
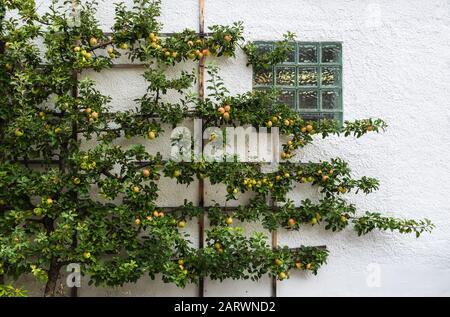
[
  {"x1": 271, "y1": 228, "x2": 277, "y2": 297},
  {"x1": 270, "y1": 130, "x2": 278, "y2": 298},
  {"x1": 69, "y1": 71, "x2": 79, "y2": 298},
  {"x1": 197, "y1": 0, "x2": 206, "y2": 298},
  {"x1": 70, "y1": 0, "x2": 79, "y2": 298}
]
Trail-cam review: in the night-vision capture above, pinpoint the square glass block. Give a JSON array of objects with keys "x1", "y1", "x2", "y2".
[
  {"x1": 284, "y1": 43, "x2": 296, "y2": 63},
  {"x1": 321, "y1": 89, "x2": 341, "y2": 110},
  {"x1": 299, "y1": 112, "x2": 342, "y2": 122},
  {"x1": 275, "y1": 66, "x2": 296, "y2": 86},
  {"x1": 298, "y1": 44, "x2": 317, "y2": 63},
  {"x1": 321, "y1": 44, "x2": 341, "y2": 63},
  {"x1": 253, "y1": 67, "x2": 273, "y2": 86},
  {"x1": 255, "y1": 43, "x2": 273, "y2": 55},
  {"x1": 321, "y1": 67, "x2": 341, "y2": 87},
  {"x1": 253, "y1": 87, "x2": 271, "y2": 93},
  {"x1": 298, "y1": 90, "x2": 318, "y2": 110},
  {"x1": 278, "y1": 90, "x2": 295, "y2": 108},
  {"x1": 298, "y1": 67, "x2": 318, "y2": 86}
]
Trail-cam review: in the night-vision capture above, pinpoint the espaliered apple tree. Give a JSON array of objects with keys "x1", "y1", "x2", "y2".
[{"x1": 0, "y1": 0, "x2": 434, "y2": 296}]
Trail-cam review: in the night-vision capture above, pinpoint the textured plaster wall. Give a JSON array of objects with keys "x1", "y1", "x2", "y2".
[{"x1": 18, "y1": 0, "x2": 450, "y2": 296}]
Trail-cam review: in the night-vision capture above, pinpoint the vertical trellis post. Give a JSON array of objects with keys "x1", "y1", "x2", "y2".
[
  {"x1": 0, "y1": 1, "x2": 5, "y2": 289},
  {"x1": 70, "y1": 72, "x2": 79, "y2": 299},
  {"x1": 70, "y1": 0, "x2": 79, "y2": 298},
  {"x1": 271, "y1": 228, "x2": 277, "y2": 297},
  {"x1": 270, "y1": 139, "x2": 278, "y2": 297},
  {"x1": 197, "y1": 0, "x2": 206, "y2": 298}
]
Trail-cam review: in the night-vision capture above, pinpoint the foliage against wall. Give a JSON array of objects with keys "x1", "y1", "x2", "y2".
[{"x1": 0, "y1": 0, "x2": 433, "y2": 296}]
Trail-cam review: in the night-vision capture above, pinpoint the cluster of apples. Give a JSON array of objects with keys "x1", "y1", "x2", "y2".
[
  {"x1": 295, "y1": 262, "x2": 313, "y2": 270},
  {"x1": 280, "y1": 123, "x2": 314, "y2": 160},
  {"x1": 79, "y1": 155, "x2": 96, "y2": 171},
  {"x1": 161, "y1": 47, "x2": 178, "y2": 59},
  {"x1": 148, "y1": 32, "x2": 161, "y2": 49},
  {"x1": 300, "y1": 123, "x2": 314, "y2": 134},
  {"x1": 73, "y1": 37, "x2": 93, "y2": 60},
  {"x1": 74, "y1": 46, "x2": 92, "y2": 59},
  {"x1": 267, "y1": 116, "x2": 297, "y2": 159},
  {"x1": 274, "y1": 259, "x2": 289, "y2": 280},
  {"x1": 243, "y1": 177, "x2": 274, "y2": 190},
  {"x1": 241, "y1": 167, "x2": 341, "y2": 194},
  {"x1": 265, "y1": 115, "x2": 296, "y2": 128},
  {"x1": 191, "y1": 34, "x2": 232, "y2": 59},
  {"x1": 145, "y1": 33, "x2": 233, "y2": 61},
  {"x1": 274, "y1": 171, "x2": 292, "y2": 183},
  {"x1": 295, "y1": 167, "x2": 335, "y2": 185},
  {"x1": 73, "y1": 37, "x2": 129, "y2": 61},
  {"x1": 33, "y1": 197, "x2": 55, "y2": 216},
  {"x1": 177, "y1": 259, "x2": 188, "y2": 275},
  {"x1": 135, "y1": 209, "x2": 165, "y2": 225},
  {"x1": 316, "y1": 168, "x2": 334, "y2": 183},
  {"x1": 107, "y1": 39, "x2": 127, "y2": 58},
  {"x1": 286, "y1": 211, "x2": 347, "y2": 229},
  {"x1": 280, "y1": 140, "x2": 297, "y2": 160},
  {"x1": 148, "y1": 33, "x2": 181, "y2": 59},
  {"x1": 297, "y1": 175, "x2": 315, "y2": 183},
  {"x1": 226, "y1": 186, "x2": 239, "y2": 195},
  {"x1": 186, "y1": 38, "x2": 210, "y2": 60},
  {"x1": 84, "y1": 107, "x2": 99, "y2": 123},
  {"x1": 287, "y1": 212, "x2": 322, "y2": 228},
  {"x1": 106, "y1": 42, "x2": 127, "y2": 58},
  {"x1": 217, "y1": 104, "x2": 231, "y2": 120},
  {"x1": 274, "y1": 258, "x2": 314, "y2": 280},
  {"x1": 280, "y1": 151, "x2": 291, "y2": 160},
  {"x1": 214, "y1": 242, "x2": 224, "y2": 254}
]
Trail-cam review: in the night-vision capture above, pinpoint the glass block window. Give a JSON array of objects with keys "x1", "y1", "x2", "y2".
[{"x1": 253, "y1": 42, "x2": 343, "y2": 123}]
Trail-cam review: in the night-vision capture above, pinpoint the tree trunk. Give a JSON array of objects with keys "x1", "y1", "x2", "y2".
[
  {"x1": 0, "y1": 5, "x2": 5, "y2": 54},
  {"x1": 44, "y1": 259, "x2": 62, "y2": 297}
]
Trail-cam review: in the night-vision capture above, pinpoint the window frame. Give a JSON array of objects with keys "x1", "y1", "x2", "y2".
[{"x1": 252, "y1": 41, "x2": 343, "y2": 123}]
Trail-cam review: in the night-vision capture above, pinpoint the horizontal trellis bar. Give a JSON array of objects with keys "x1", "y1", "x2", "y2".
[
  {"x1": 102, "y1": 32, "x2": 214, "y2": 37},
  {"x1": 12, "y1": 159, "x2": 309, "y2": 168},
  {"x1": 34, "y1": 31, "x2": 215, "y2": 69}
]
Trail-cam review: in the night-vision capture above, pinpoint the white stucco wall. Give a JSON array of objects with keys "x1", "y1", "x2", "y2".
[{"x1": 19, "y1": 0, "x2": 450, "y2": 296}]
